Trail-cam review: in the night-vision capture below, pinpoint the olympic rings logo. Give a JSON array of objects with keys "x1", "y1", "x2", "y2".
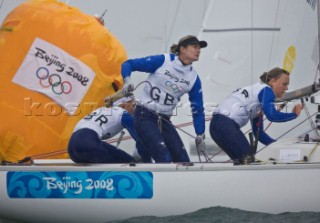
[
  {"x1": 165, "y1": 81, "x2": 184, "y2": 93},
  {"x1": 36, "y1": 67, "x2": 72, "y2": 95}
]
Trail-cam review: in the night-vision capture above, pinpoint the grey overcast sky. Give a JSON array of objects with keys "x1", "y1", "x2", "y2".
[{"x1": 0, "y1": 0, "x2": 209, "y2": 58}]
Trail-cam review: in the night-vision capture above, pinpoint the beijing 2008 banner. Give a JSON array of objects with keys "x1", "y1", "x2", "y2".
[
  {"x1": 7, "y1": 171, "x2": 153, "y2": 199},
  {"x1": 12, "y1": 37, "x2": 96, "y2": 115}
]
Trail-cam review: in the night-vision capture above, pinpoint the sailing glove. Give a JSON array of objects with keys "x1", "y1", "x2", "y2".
[
  {"x1": 195, "y1": 134, "x2": 205, "y2": 152},
  {"x1": 122, "y1": 77, "x2": 134, "y2": 94}
]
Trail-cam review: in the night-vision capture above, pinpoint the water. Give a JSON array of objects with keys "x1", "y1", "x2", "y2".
[
  {"x1": 108, "y1": 207, "x2": 320, "y2": 223},
  {"x1": 1, "y1": 207, "x2": 320, "y2": 223}
]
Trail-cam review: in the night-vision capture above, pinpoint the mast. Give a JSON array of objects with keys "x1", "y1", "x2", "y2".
[
  {"x1": 318, "y1": 0, "x2": 320, "y2": 68},
  {"x1": 197, "y1": 0, "x2": 215, "y2": 39}
]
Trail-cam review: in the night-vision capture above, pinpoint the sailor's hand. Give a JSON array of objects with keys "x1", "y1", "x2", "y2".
[
  {"x1": 195, "y1": 134, "x2": 205, "y2": 152},
  {"x1": 104, "y1": 96, "x2": 113, "y2": 107},
  {"x1": 293, "y1": 104, "x2": 303, "y2": 116},
  {"x1": 122, "y1": 77, "x2": 134, "y2": 94}
]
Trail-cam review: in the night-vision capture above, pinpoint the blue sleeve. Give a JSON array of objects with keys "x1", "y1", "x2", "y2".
[
  {"x1": 188, "y1": 76, "x2": 205, "y2": 135},
  {"x1": 252, "y1": 117, "x2": 276, "y2": 145},
  {"x1": 258, "y1": 87, "x2": 297, "y2": 122},
  {"x1": 121, "y1": 112, "x2": 152, "y2": 163},
  {"x1": 121, "y1": 54, "x2": 166, "y2": 79}
]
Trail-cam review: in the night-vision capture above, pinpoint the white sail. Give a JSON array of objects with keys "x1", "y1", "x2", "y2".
[{"x1": 172, "y1": 0, "x2": 320, "y2": 159}]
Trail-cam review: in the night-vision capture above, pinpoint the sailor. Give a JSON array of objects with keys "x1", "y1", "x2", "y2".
[
  {"x1": 210, "y1": 67, "x2": 304, "y2": 164},
  {"x1": 120, "y1": 35, "x2": 207, "y2": 163},
  {"x1": 67, "y1": 94, "x2": 151, "y2": 163}
]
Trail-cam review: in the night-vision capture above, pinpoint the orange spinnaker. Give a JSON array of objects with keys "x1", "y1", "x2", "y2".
[{"x1": 0, "y1": 0, "x2": 127, "y2": 161}]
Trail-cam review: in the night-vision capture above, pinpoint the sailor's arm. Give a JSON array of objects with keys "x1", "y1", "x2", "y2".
[
  {"x1": 259, "y1": 87, "x2": 298, "y2": 122},
  {"x1": 188, "y1": 76, "x2": 205, "y2": 135},
  {"x1": 121, "y1": 54, "x2": 165, "y2": 93}
]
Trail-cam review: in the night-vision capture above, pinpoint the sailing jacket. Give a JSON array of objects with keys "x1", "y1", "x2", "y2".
[
  {"x1": 214, "y1": 82, "x2": 298, "y2": 145},
  {"x1": 121, "y1": 53, "x2": 205, "y2": 135},
  {"x1": 74, "y1": 107, "x2": 133, "y2": 139},
  {"x1": 73, "y1": 106, "x2": 147, "y2": 152}
]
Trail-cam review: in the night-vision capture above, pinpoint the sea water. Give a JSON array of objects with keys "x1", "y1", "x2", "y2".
[{"x1": 1, "y1": 207, "x2": 320, "y2": 223}]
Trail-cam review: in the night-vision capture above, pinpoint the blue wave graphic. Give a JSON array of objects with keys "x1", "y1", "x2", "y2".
[{"x1": 7, "y1": 171, "x2": 153, "y2": 199}]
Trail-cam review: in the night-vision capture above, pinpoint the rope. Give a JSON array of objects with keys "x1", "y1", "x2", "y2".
[
  {"x1": 306, "y1": 142, "x2": 320, "y2": 160},
  {"x1": 256, "y1": 111, "x2": 318, "y2": 155},
  {"x1": 17, "y1": 112, "x2": 212, "y2": 162},
  {"x1": 0, "y1": 0, "x2": 4, "y2": 12},
  {"x1": 134, "y1": 100, "x2": 211, "y2": 162},
  {"x1": 115, "y1": 131, "x2": 125, "y2": 148},
  {"x1": 301, "y1": 98, "x2": 320, "y2": 138},
  {"x1": 130, "y1": 80, "x2": 211, "y2": 162}
]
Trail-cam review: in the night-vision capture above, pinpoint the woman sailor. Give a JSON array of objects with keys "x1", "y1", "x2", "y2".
[
  {"x1": 210, "y1": 67, "x2": 304, "y2": 164},
  {"x1": 68, "y1": 94, "x2": 151, "y2": 163},
  {"x1": 121, "y1": 35, "x2": 207, "y2": 163}
]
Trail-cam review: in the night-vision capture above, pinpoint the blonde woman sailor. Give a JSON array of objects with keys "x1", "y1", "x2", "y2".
[
  {"x1": 121, "y1": 35, "x2": 207, "y2": 163},
  {"x1": 210, "y1": 67, "x2": 304, "y2": 164}
]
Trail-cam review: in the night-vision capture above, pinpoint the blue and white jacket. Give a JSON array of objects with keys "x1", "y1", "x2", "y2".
[
  {"x1": 121, "y1": 53, "x2": 205, "y2": 135},
  {"x1": 73, "y1": 106, "x2": 148, "y2": 158},
  {"x1": 214, "y1": 82, "x2": 297, "y2": 145}
]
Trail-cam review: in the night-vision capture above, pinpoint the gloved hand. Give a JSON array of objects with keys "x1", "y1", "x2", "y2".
[
  {"x1": 122, "y1": 77, "x2": 134, "y2": 94},
  {"x1": 104, "y1": 90, "x2": 126, "y2": 108},
  {"x1": 195, "y1": 134, "x2": 205, "y2": 152}
]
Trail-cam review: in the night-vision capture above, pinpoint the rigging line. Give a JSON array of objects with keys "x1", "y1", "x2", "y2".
[
  {"x1": 24, "y1": 118, "x2": 213, "y2": 160},
  {"x1": 135, "y1": 100, "x2": 209, "y2": 162},
  {"x1": 19, "y1": 117, "x2": 213, "y2": 161},
  {"x1": 273, "y1": 111, "x2": 317, "y2": 140},
  {"x1": 314, "y1": 64, "x2": 320, "y2": 83},
  {"x1": 132, "y1": 81, "x2": 199, "y2": 141},
  {"x1": 307, "y1": 142, "x2": 320, "y2": 159},
  {"x1": 206, "y1": 149, "x2": 223, "y2": 162},
  {"x1": 256, "y1": 111, "x2": 318, "y2": 155},
  {"x1": 24, "y1": 80, "x2": 209, "y2": 162},
  {"x1": 0, "y1": 0, "x2": 4, "y2": 12},
  {"x1": 251, "y1": 0, "x2": 254, "y2": 87},
  {"x1": 203, "y1": 28, "x2": 281, "y2": 33},
  {"x1": 166, "y1": 0, "x2": 181, "y2": 51},
  {"x1": 251, "y1": 0, "x2": 253, "y2": 85},
  {"x1": 266, "y1": 0, "x2": 281, "y2": 70},
  {"x1": 254, "y1": 0, "x2": 281, "y2": 142},
  {"x1": 249, "y1": 0, "x2": 255, "y2": 149},
  {"x1": 318, "y1": 0, "x2": 320, "y2": 66},
  {"x1": 115, "y1": 131, "x2": 125, "y2": 148},
  {"x1": 19, "y1": 135, "x2": 134, "y2": 161},
  {"x1": 131, "y1": 80, "x2": 210, "y2": 161},
  {"x1": 243, "y1": 104, "x2": 285, "y2": 135},
  {"x1": 134, "y1": 101, "x2": 198, "y2": 139},
  {"x1": 197, "y1": 0, "x2": 215, "y2": 39},
  {"x1": 301, "y1": 98, "x2": 320, "y2": 138}
]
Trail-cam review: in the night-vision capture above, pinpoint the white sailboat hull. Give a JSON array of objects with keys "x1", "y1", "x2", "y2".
[{"x1": 1, "y1": 161, "x2": 320, "y2": 223}]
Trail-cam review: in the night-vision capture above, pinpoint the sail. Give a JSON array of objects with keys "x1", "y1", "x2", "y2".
[
  {"x1": 0, "y1": 0, "x2": 127, "y2": 161},
  {"x1": 172, "y1": 0, "x2": 319, "y2": 156},
  {"x1": 195, "y1": 0, "x2": 318, "y2": 101}
]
